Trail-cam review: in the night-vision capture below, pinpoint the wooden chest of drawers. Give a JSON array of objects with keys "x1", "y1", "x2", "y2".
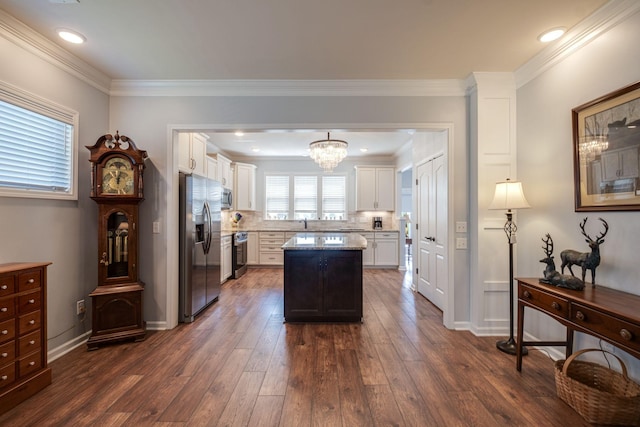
[{"x1": 0, "y1": 262, "x2": 52, "y2": 415}]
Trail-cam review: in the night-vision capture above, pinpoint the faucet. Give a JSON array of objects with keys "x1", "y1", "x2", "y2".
[{"x1": 300, "y1": 218, "x2": 307, "y2": 229}]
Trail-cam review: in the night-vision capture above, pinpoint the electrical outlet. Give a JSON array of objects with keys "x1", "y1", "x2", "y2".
[
  {"x1": 76, "y1": 299, "x2": 86, "y2": 315},
  {"x1": 455, "y1": 237, "x2": 467, "y2": 249},
  {"x1": 455, "y1": 221, "x2": 467, "y2": 233}
]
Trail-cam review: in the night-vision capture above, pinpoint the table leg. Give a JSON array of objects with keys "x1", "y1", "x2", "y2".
[{"x1": 516, "y1": 301, "x2": 525, "y2": 371}]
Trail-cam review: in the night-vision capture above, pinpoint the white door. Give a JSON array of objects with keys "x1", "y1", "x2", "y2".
[{"x1": 416, "y1": 155, "x2": 447, "y2": 310}]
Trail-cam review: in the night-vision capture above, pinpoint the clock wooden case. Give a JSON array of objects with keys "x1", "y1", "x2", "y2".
[{"x1": 86, "y1": 132, "x2": 148, "y2": 349}]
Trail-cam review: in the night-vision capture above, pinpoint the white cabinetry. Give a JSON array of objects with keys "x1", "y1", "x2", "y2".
[
  {"x1": 374, "y1": 232, "x2": 399, "y2": 266},
  {"x1": 355, "y1": 166, "x2": 395, "y2": 211},
  {"x1": 247, "y1": 232, "x2": 259, "y2": 265},
  {"x1": 210, "y1": 153, "x2": 232, "y2": 188},
  {"x1": 361, "y1": 231, "x2": 399, "y2": 267},
  {"x1": 221, "y1": 234, "x2": 232, "y2": 282},
  {"x1": 179, "y1": 133, "x2": 208, "y2": 176},
  {"x1": 207, "y1": 156, "x2": 218, "y2": 180},
  {"x1": 601, "y1": 146, "x2": 639, "y2": 181},
  {"x1": 361, "y1": 232, "x2": 375, "y2": 266},
  {"x1": 234, "y1": 162, "x2": 257, "y2": 211},
  {"x1": 259, "y1": 231, "x2": 285, "y2": 265}
]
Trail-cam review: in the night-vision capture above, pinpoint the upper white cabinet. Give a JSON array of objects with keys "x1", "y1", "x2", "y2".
[
  {"x1": 601, "y1": 146, "x2": 639, "y2": 182},
  {"x1": 355, "y1": 166, "x2": 395, "y2": 211},
  {"x1": 178, "y1": 132, "x2": 208, "y2": 176},
  {"x1": 207, "y1": 156, "x2": 218, "y2": 181},
  {"x1": 234, "y1": 162, "x2": 257, "y2": 211},
  {"x1": 210, "y1": 153, "x2": 233, "y2": 188}
]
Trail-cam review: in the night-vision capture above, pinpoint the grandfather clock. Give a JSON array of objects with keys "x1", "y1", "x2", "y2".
[{"x1": 86, "y1": 131, "x2": 148, "y2": 349}]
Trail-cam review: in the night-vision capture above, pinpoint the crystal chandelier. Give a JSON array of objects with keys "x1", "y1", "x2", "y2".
[
  {"x1": 309, "y1": 132, "x2": 348, "y2": 172},
  {"x1": 579, "y1": 135, "x2": 609, "y2": 163}
]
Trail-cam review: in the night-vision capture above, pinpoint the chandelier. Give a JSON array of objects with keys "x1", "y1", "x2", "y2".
[
  {"x1": 309, "y1": 132, "x2": 348, "y2": 172},
  {"x1": 579, "y1": 135, "x2": 609, "y2": 163}
]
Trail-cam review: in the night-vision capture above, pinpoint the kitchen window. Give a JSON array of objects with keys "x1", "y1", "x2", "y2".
[
  {"x1": 265, "y1": 173, "x2": 346, "y2": 220},
  {"x1": 0, "y1": 82, "x2": 78, "y2": 200}
]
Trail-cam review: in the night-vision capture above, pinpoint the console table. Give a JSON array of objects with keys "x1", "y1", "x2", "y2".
[{"x1": 516, "y1": 277, "x2": 640, "y2": 371}]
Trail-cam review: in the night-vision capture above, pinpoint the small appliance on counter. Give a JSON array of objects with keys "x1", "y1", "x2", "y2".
[{"x1": 373, "y1": 217, "x2": 383, "y2": 230}]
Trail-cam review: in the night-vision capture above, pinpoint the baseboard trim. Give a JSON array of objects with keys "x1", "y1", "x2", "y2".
[{"x1": 48, "y1": 331, "x2": 91, "y2": 362}]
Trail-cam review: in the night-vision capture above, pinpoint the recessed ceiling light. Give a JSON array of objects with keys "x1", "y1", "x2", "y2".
[
  {"x1": 360, "y1": 148, "x2": 368, "y2": 153},
  {"x1": 235, "y1": 131, "x2": 244, "y2": 137},
  {"x1": 56, "y1": 28, "x2": 86, "y2": 44},
  {"x1": 251, "y1": 147, "x2": 260, "y2": 152},
  {"x1": 538, "y1": 27, "x2": 566, "y2": 43}
]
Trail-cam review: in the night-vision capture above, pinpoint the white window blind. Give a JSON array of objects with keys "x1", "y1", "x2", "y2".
[
  {"x1": 322, "y1": 176, "x2": 346, "y2": 220},
  {"x1": 0, "y1": 82, "x2": 77, "y2": 199},
  {"x1": 265, "y1": 175, "x2": 289, "y2": 219},
  {"x1": 294, "y1": 176, "x2": 317, "y2": 220}
]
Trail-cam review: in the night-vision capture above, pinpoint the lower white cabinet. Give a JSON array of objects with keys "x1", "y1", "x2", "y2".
[
  {"x1": 222, "y1": 235, "x2": 232, "y2": 281},
  {"x1": 247, "y1": 232, "x2": 259, "y2": 265},
  {"x1": 374, "y1": 232, "x2": 399, "y2": 266},
  {"x1": 361, "y1": 231, "x2": 399, "y2": 267},
  {"x1": 259, "y1": 232, "x2": 285, "y2": 265}
]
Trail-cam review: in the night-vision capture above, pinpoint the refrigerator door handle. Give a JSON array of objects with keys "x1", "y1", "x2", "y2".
[{"x1": 203, "y1": 201, "x2": 212, "y2": 254}]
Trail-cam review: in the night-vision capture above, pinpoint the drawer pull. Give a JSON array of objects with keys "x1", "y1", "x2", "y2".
[
  {"x1": 1, "y1": 307, "x2": 7, "y2": 312},
  {"x1": 29, "y1": 320, "x2": 35, "y2": 325},
  {"x1": 29, "y1": 340, "x2": 35, "y2": 345},
  {"x1": 523, "y1": 290, "x2": 532, "y2": 299},
  {"x1": 1, "y1": 375, "x2": 7, "y2": 381},
  {"x1": 1, "y1": 330, "x2": 7, "y2": 335},
  {"x1": 29, "y1": 361, "x2": 35, "y2": 366},
  {"x1": 620, "y1": 329, "x2": 633, "y2": 341},
  {"x1": 576, "y1": 311, "x2": 585, "y2": 321},
  {"x1": 1, "y1": 352, "x2": 7, "y2": 358},
  {"x1": 551, "y1": 302, "x2": 560, "y2": 310},
  {"x1": 1, "y1": 285, "x2": 6, "y2": 290},
  {"x1": 28, "y1": 278, "x2": 35, "y2": 284}
]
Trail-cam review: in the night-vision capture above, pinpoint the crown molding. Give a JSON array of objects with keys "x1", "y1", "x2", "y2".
[
  {"x1": 514, "y1": 0, "x2": 640, "y2": 88},
  {"x1": 109, "y1": 79, "x2": 467, "y2": 97},
  {"x1": 0, "y1": 9, "x2": 112, "y2": 94}
]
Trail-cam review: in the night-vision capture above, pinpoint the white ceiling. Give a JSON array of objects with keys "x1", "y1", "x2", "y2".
[{"x1": 0, "y1": 0, "x2": 609, "y2": 157}]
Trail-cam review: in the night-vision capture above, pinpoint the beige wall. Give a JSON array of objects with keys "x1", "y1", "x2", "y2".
[{"x1": 517, "y1": 10, "x2": 640, "y2": 378}]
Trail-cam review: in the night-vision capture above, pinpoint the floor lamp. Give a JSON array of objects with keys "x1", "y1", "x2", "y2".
[{"x1": 489, "y1": 179, "x2": 530, "y2": 356}]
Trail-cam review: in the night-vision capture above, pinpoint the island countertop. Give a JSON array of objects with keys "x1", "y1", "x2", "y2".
[{"x1": 282, "y1": 232, "x2": 367, "y2": 250}]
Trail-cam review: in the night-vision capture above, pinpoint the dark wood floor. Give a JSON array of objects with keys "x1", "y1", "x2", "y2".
[{"x1": 0, "y1": 267, "x2": 590, "y2": 426}]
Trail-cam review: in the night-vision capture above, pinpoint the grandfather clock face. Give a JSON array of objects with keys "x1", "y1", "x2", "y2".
[{"x1": 101, "y1": 156, "x2": 134, "y2": 195}]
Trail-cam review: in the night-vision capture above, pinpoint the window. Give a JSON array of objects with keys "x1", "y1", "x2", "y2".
[
  {"x1": 265, "y1": 173, "x2": 346, "y2": 220},
  {"x1": 294, "y1": 176, "x2": 317, "y2": 220},
  {"x1": 0, "y1": 82, "x2": 78, "y2": 199},
  {"x1": 322, "y1": 176, "x2": 346, "y2": 220},
  {"x1": 265, "y1": 175, "x2": 289, "y2": 219}
]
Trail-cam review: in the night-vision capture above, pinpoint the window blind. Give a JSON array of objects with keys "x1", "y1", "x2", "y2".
[
  {"x1": 265, "y1": 175, "x2": 289, "y2": 219},
  {"x1": 0, "y1": 82, "x2": 76, "y2": 198},
  {"x1": 294, "y1": 176, "x2": 317, "y2": 220},
  {"x1": 322, "y1": 175, "x2": 346, "y2": 219}
]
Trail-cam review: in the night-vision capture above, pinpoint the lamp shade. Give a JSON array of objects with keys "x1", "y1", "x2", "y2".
[{"x1": 488, "y1": 179, "x2": 530, "y2": 210}]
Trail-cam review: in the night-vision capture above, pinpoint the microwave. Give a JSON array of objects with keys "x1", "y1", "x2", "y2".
[{"x1": 222, "y1": 188, "x2": 233, "y2": 210}]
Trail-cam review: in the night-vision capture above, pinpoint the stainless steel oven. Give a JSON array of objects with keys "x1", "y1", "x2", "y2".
[{"x1": 231, "y1": 231, "x2": 248, "y2": 279}]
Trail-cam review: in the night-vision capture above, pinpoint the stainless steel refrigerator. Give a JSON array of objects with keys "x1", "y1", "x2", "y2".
[{"x1": 179, "y1": 172, "x2": 222, "y2": 322}]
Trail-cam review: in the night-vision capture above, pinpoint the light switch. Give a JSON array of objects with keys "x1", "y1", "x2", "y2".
[
  {"x1": 152, "y1": 221, "x2": 160, "y2": 234},
  {"x1": 455, "y1": 221, "x2": 467, "y2": 233}
]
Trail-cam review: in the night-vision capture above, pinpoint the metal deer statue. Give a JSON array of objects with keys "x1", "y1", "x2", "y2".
[
  {"x1": 540, "y1": 234, "x2": 584, "y2": 290},
  {"x1": 560, "y1": 217, "x2": 608, "y2": 286}
]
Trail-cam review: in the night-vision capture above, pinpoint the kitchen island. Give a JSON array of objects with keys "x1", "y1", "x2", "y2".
[{"x1": 282, "y1": 233, "x2": 367, "y2": 322}]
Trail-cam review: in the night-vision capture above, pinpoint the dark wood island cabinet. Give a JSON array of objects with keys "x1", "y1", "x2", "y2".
[{"x1": 283, "y1": 233, "x2": 366, "y2": 322}]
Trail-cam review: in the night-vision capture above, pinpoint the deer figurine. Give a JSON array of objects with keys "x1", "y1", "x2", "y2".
[
  {"x1": 540, "y1": 234, "x2": 584, "y2": 290},
  {"x1": 560, "y1": 217, "x2": 608, "y2": 286}
]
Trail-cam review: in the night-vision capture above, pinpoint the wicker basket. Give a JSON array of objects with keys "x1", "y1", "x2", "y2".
[{"x1": 554, "y1": 348, "x2": 640, "y2": 426}]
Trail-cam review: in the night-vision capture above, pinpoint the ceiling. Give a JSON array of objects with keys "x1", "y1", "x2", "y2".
[{"x1": 0, "y1": 0, "x2": 609, "y2": 158}]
